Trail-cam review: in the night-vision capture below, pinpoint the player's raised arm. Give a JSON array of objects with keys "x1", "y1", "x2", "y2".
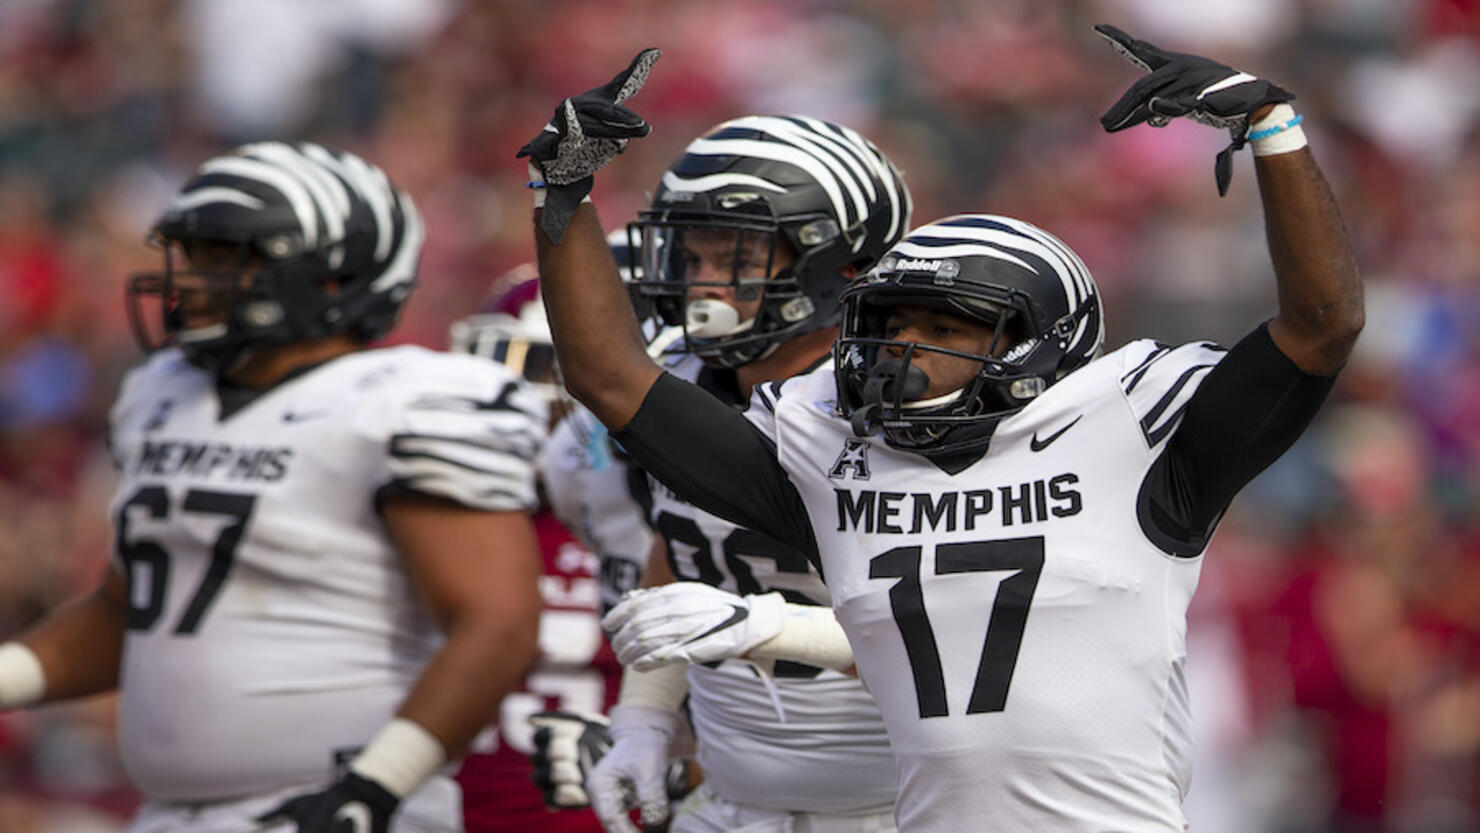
[
  {"x1": 521, "y1": 49, "x2": 665, "y2": 429},
  {"x1": 1097, "y1": 24, "x2": 1363, "y2": 375},
  {"x1": 1096, "y1": 25, "x2": 1367, "y2": 554}
]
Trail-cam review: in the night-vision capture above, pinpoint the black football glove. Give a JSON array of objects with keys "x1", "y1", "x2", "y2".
[
  {"x1": 529, "y1": 710, "x2": 614, "y2": 809},
  {"x1": 529, "y1": 710, "x2": 693, "y2": 811},
  {"x1": 1094, "y1": 24, "x2": 1295, "y2": 195},
  {"x1": 253, "y1": 772, "x2": 398, "y2": 833},
  {"x1": 518, "y1": 48, "x2": 661, "y2": 244}
]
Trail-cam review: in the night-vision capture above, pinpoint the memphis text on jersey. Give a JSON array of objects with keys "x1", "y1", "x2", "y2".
[
  {"x1": 834, "y1": 474, "x2": 1082, "y2": 534},
  {"x1": 130, "y1": 438, "x2": 293, "y2": 483}
]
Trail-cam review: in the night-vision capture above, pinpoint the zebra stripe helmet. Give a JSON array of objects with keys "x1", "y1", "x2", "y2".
[
  {"x1": 126, "y1": 141, "x2": 424, "y2": 371},
  {"x1": 631, "y1": 115, "x2": 911, "y2": 368},
  {"x1": 836, "y1": 214, "x2": 1104, "y2": 456}
]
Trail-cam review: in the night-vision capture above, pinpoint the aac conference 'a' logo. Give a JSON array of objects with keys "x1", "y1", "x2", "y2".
[{"x1": 828, "y1": 439, "x2": 872, "y2": 481}]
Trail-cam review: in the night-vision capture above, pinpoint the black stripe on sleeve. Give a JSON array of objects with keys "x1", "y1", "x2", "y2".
[
  {"x1": 390, "y1": 432, "x2": 540, "y2": 461},
  {"x1": 388, "y1": 450, "x2": 529, "y2": 479},
  {"x1": 754, "y1": 381, "x2": 779, "y2": 413},
  {"x1": 1140, "y1": 364, "x2": 1218, "y2": 446},
  {"x1": 1121, "y1": 343, "x2": 1171, "y2": 393}
]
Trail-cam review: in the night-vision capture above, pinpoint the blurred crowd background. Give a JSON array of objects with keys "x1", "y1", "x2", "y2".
[{"x1": 0, "y1": 0, "x2": 1477, "y2": 831}]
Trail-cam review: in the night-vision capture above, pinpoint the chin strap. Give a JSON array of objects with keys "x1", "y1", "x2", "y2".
[{"x1": 852, "y1": 355, "x2": 930, "y2": 438}]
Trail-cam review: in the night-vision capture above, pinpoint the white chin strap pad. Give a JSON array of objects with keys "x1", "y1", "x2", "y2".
[
  {"x1": 901, "y1": 388, "x2": 964, "y2": 410},
  {"x1": 685, "y1": 299, "x2": 755, "y2": 339}
]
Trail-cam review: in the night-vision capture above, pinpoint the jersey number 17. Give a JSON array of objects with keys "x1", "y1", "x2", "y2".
[{"x1": 870, "y1": 536, "x2": 1043, "y2": 718}]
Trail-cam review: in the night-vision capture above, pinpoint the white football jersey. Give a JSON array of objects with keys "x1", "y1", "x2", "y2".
[
  {"x1": 649, "y1": 349, "x2": 897, "y2": 815},
  {"x1": 540, "y1": 405, "x2": 654, "y2": 614},
  {"x1": 744, "y1": 339, "x2": 1227, "y2": 832},
  {"x1": 107, "y1": 346, "x2": 546, "y2": 803}
]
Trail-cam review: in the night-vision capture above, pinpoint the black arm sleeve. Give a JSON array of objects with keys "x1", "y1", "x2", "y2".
[
  {"x1": 612, "y1": 373, "x2": 821, "y2": 564},
  {"x1": 1140, "y1": 323, "x2": 1336, "y2": 556}
]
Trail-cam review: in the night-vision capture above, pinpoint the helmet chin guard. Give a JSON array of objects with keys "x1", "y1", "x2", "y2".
[{"x1": 684, "y1": 299, "x2": 756, "y2": 339}]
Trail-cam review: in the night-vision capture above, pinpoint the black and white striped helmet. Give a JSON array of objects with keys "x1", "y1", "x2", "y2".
[
  {"x1": 632, "y1": 115, "x2": 911, "y2": 367},
  {"x1": 836, "y1": 214, "x2": 1104, "y2": 455},
  {"x1": 126, "y1": 141, "x2": 424, "y2": 370}
]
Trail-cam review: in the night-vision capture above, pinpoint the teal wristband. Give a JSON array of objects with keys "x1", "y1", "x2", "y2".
[{"x1": 1247, "y1": 114, "x2": 1303, "y2": 142}]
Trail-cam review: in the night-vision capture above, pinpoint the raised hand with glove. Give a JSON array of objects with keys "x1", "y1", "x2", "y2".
[
  {"x1": 518, "y1": 48, "x2": 661, "y2": 244},
  {"x1": 1094, "y1": 24, "x2": 1305, "y2": 195}
]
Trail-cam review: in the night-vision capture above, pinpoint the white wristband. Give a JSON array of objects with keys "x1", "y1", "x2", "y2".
[
  {"x1": 1248, "y1": 103, "x2": 1308, "y2": 157},
  {"x1": 616, "y1": 661, "x2": 689, "y2": 714},
  {"x1": 349, "y1": 718, "x2": 447, "y2": 799},
  {"x1": 749, "y1": 604, "x2": 855, "y2": 672},
  {"x1": 0, "y1": 643, "x2": 46, "y2": 708},
  {"x1": 528, "y1": 162, "x2": 548, "y2": 209}
]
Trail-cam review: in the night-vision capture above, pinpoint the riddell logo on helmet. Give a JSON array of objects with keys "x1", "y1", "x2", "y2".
[{"x1": 883, "y1": 257, "x2": 961, "y2": 278}]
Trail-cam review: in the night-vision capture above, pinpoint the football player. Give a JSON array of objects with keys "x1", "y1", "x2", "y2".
[
  {"x1": 523, "y1": 79, "x2": 915, "y2": 833},
  {"x1": 524, "y1": 30, "x2": 1364, "y2": 833},
  {"x1": 0, "y1": 142, "x2": 545, "y2": 833}
]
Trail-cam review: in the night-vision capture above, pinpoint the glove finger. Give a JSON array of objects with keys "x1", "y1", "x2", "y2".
[
  {"x1": 1099, "y1": 71, "x2": 1187, "y2": 131},
  {"x1": 1092, "y1": 24, "x2": 1170, "y2": 71},
  {"x1": 1099, "y1": 92, "x2": 1154, "y2": 132},
  {"x1": 589, "y1": 779, "x2": 641, "y2": 833},
  {"x1": 612, "y1": 617, "x2": 698, "y2": 665},
  {"x1": 601, "y1": 590, "x2": 651, "y2": 631},
  {"x1": 630, "y1": 647, "x2": 686, "y2": 672},
  {"x1": 553, "y1": 783, "x2": 591, "y2": 808},
  {"x1": 586, "y1": 48, "x2": 662, "y2": 105},
  {"x1": 612, "y1": 628, "x2": 660, "y2": 667},
  {"x1": 632, "y1": 765, "x2": 670, "y2": 827},
  {"x1": 577, "y1": 119, "x2": 651, "y2": 142},
  {"x1": 551, "y1": 758, "x2": 586, "y2": 789},
  {"x1": 532, "y1": 760, "x2": 555, "y2": 792},
  {"x1": 531, "y1": 732, "x2": 554, "y2": 768},
  {"x1": 558, "y1": 99, "x2": 585, "y2": 148},
  {"x1": 1148, "y1": 95, "x2": 1193, "y2": 118},
  {"x1": 574, "y1": 100, "x2": 649, "y2": 131}
]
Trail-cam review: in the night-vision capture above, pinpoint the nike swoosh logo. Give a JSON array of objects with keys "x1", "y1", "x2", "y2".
[
  {"x1": 335, "y1": 801, "x2": 372, "y2": 833},
  {"x1": 1030, "y1": 415, "x2": 1082, "y2": 452},
  {"x1": 282, "y1": 410, "x2": 330, "y2": 423},
  {"x1": 683, "y1": 604, "x2": 748, "y2": 645}
]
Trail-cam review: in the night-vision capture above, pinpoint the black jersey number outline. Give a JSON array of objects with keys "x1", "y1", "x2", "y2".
[
  {"x1": 115, "y1": 486, "x2": 258, "y2": 634},
  {"x1": 869, "y1": 536, "x2": 1044, "y2": 718}
]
